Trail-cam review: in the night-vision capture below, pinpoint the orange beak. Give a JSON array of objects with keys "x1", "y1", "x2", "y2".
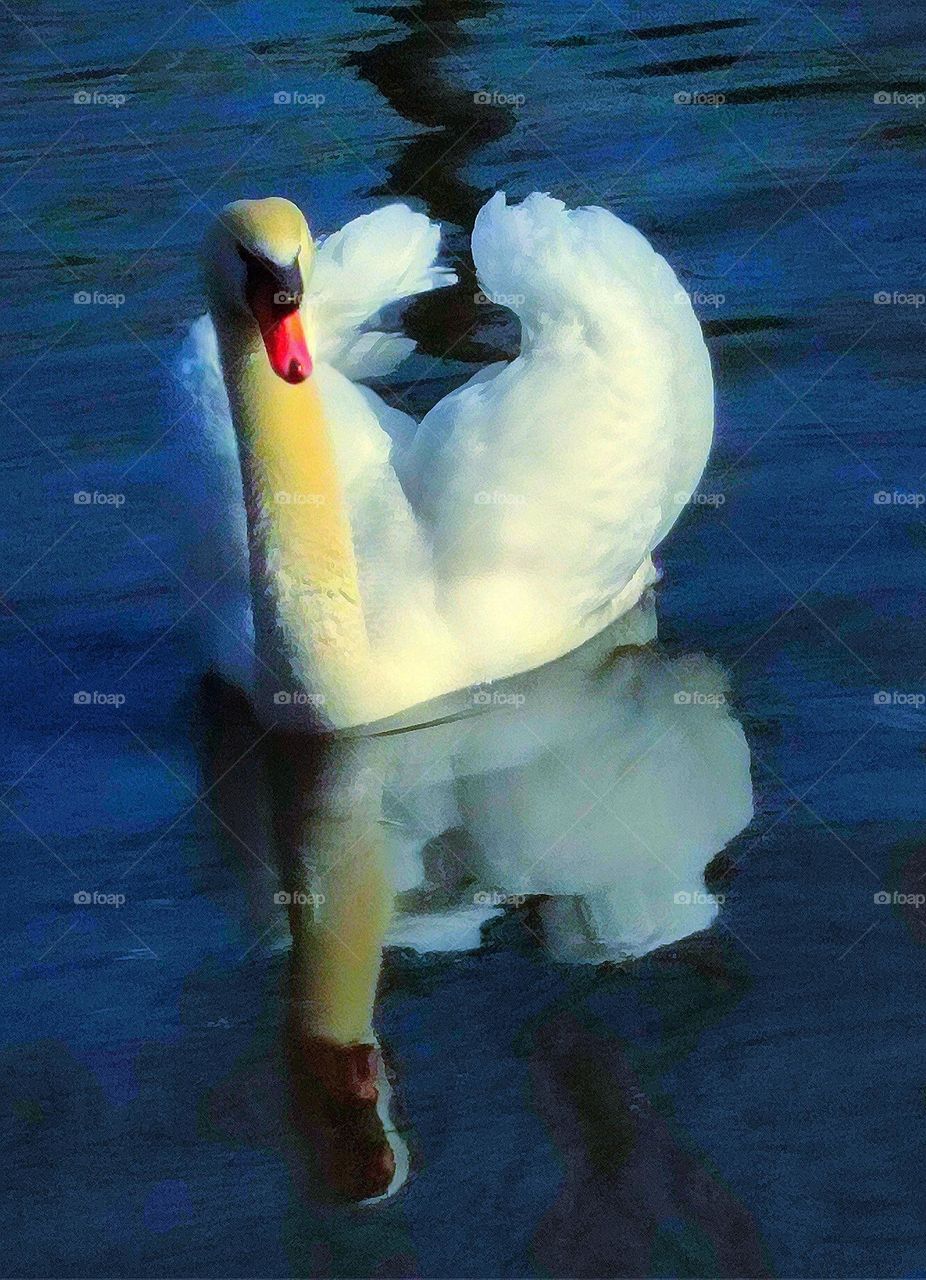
[{"x1": 248, "y1": 287, "x2": 312, "y2": 384}]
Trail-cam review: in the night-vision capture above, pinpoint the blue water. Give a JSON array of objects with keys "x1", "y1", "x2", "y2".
[{"x1": 3, "y1": 1, "x2": 926, "y2": 1276}]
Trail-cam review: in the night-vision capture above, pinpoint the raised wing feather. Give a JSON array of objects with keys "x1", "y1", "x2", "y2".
[
  {"x1": 399, "y1": 192, "x2": 714, "y2": 677},
  {"x1": 307, "y1": 203, "x2": 456, "y2": 379}
]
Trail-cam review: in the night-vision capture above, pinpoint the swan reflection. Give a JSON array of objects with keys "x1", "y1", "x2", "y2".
[
  {"x1": 198, "y1": 608, "x2": 751, "y2": 1204},
  {"x1": 204, "y1": 615, "x2": 752, "y2": 969}
]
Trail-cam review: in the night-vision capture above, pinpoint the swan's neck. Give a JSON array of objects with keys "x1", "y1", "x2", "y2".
[{"x1": 215, "y1": 318, "x2": 370, "y2": 725}]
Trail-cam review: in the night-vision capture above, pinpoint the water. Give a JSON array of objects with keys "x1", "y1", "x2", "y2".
[{"x1": 3, "y1": 1, "x2": 926, "y2": 1276}]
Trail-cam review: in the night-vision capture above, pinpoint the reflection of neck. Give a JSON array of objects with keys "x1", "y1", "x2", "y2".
[{"x1": 215, "y1": 316, "x2": 370, "y2": 725}]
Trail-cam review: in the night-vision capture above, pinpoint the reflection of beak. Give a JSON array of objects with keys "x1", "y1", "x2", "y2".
[{"x1": 245, "y1": 256, "x2": 312, "y2": 384}]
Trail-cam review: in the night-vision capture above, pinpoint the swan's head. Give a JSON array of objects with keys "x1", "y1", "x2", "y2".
[{"x1": 202, "y1": 197, "x2": 316, "y2": 384}]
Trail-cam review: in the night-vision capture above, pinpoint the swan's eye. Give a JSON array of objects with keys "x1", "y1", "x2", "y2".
[{"x1": 241, "y1": 252, "x2": 303, "y2": 312}]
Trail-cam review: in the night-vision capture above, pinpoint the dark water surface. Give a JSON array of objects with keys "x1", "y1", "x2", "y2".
[{"x1": 3, "y1": 1, "x2": 926, "y2": 1276}]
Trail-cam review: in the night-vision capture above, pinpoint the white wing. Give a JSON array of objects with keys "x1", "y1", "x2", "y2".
[
  {"x1": 398, "y1": 192, "x2": 714, "y2": 678},
  {"x1": 307, "y1": 203, "x2": 457, "y2": 380}
]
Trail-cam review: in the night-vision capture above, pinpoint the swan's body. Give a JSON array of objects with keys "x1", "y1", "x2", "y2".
[
  {"x1": 174, "y1": 193, "x2": 751, "y2": 960},
  {"x1": 180, "y1": 193, "x2": 713, "y2": 729}
]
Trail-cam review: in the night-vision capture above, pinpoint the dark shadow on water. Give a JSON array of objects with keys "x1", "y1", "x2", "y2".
[
  {"x1": 525, "y1": 1010, "x2": 771, "y2": 1279},
  {"x1": 347, "y1": 0, "x2": 519, "y2": 363}
]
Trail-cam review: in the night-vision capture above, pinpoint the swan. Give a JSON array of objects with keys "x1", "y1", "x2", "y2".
[
  {"x1": 176, "y1": 197, "x2": 751, "y2": 1202},
  {"x1": 173, "y1": 191, "x2": 751, "y2": 965},
  {"x1": 179, "y1": 192, "x2": 715, "y2": 731}
]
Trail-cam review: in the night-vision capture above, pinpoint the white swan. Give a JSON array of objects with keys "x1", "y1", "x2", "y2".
[
  {"x1": 174, "y1": 193, "x2": 751, "y2": 961},
  {"x1": 178, "y1": 192, "x2": 714, "y2": 731}
]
